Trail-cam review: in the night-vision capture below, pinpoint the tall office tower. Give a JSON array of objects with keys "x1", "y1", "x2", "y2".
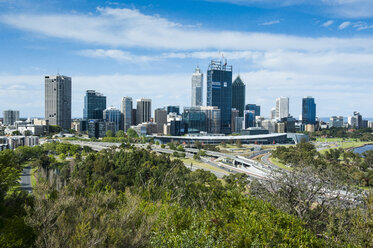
[
  {"x1": 131, "y1": 109, "x2": 137, "y2": 126},
  {"x1": 207, "y1": 60, "x2": 232, "y2": 134},
  {"x1": 302, "y1": 96, "x2": 316, "y2": 124},
  {"x1": 136, "y1": 98, "x2": 152, "y2": 124},
  {"x1": 244, "y1": 110, "x2": 256, "y2": 128},
  {"x1": 270, "y1": 108, "x2": 276, "y2": 120},
  {"x1": 231, "y1": 109, "x2": 239, "y2": 133},
  {"x1": 200, "y1": 106, "x2": 221, "y2": 134},
  {"x1": 275, "y1": 97, "x2": 289, "y2": 120},
  {"x1": 191, "y1": 66, "x2": 203, "y2": 107},
  {"x1": 182, "y1": 107, "x2": 208, "y2": 134},
  {"x1": 232, "y1": 75, "x2": 245, "y2": 117},
  {"x1": 155, "y1": 108, "x2": 168, "y2": 133},
  {"x1": 329, "y1": 116, "x2": 344, "y2": 128},
  {"x1": 45, "y1": 75, "x2": 72, "y2": 130},
  {"x1": 167, "y1": 105, "x2": 180, "y2": 115},
  {"x1": 121, "y1": 97, "x2": 133, "y2": 132},
  {"x1": 246, "y1": 104, "x2": 260, "y2": 117},
  {"x1": 103, "y1": 106, "x2": 121, "y2": 133},
  {"x1": 83, "y1": 90, "x2": 106, "y2": 121},
  {"x1": 3, "y1": 110, "x2": 19, "y2": 125},
  {"x1": 353, "y1": 111, "x2": 362, "y2": 129},
  {"x1": 348, "y1": 116, "x2": 357, "y2": 128}
]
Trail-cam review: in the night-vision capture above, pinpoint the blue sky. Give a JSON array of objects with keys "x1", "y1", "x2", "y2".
[{"x1": 1, "y1": 0, "x2": 373, "y2": 118}]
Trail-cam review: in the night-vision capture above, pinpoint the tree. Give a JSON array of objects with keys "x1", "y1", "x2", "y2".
[
  {"x1": 194, "y1": 141, "x2": 202, "y2": 149},
  {"x1": 12, "y1": 130, "x2": 21, "y2": 136},
  {"x1": 116, "y1": 130, "x2": 125, "y2": 138},
  {"x1": 236, "y1": 139, "x2": 242, "y2": 148},
  {"x1": 49, "y1": 125, "x2": 62, "y2": 134},
  {"x1": 105, "y1": 130, "x2": 113, "y2": 137},
  {"x1": 127, "y1": 128, "x2": 138, "y2": 138}
]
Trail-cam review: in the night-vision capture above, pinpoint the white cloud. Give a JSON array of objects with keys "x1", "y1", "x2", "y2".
[
  {"x1": 79, "y1": 49, "x2": 157, "y2": 62},
  {"x1": 209, "y1": 0, "x2": 373, "y2": 18},
  {"x1": 260, "y1": 20, "x2": 280, "y2": 26},
  {"x1": 338, "y1": 21, "x2": 351, "y2": 29},
  {"x1": 322, "y1": 20, "x2": 334, "y2": 27},
  {"x1": 2, "y1": 7, "x2": 373, "y2": 52}
]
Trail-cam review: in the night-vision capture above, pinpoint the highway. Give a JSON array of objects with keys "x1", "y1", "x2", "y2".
[
  {"x1": 20, "y1": 166, "x2": 32, "y2": 193},
  {"x1": 66, "y1": 140, "x2": 271, "y2": 179}
]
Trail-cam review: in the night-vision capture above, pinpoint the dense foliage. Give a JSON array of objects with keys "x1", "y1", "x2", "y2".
[
  {"x1": 1, "y1": 141, "x2": 372, "y2": 247},
  {"x1": 272, "y1": 141, "x2": 373, "y2": 187}
]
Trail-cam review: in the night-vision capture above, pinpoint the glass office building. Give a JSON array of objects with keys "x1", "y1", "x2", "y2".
[
  {"x1": 246, "y1": 104, "x2": 261, "y2": 117},
  {"x1": 207, "y1": 60, "x2": 232, "y2": 134},
  {"x1": 182, "y1": 107, "x2": 207, "y2": 133},
  {"x1": 302, "y1": 97, "x2": 316, "y2": 124},
  {"x1": 167, "y1": 105, "x2": 180, "y2": 115},
  {"x1": 103, "y1": 106, "x2": 121, "y2": 133},
  {"x1": 83, "y1": 90, "x2": 106, "y2": 121},
  {"x1": 232, "y1": 76, "x2": 245, "y2": 117}
]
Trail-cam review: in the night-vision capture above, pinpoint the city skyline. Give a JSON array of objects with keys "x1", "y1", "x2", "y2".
[{"x1": 1, "y1": 0, "x2": 373, "y2": 118}]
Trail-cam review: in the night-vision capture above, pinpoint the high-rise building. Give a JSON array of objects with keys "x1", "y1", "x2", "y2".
[
  {"x1": 3, "y1": 110, "x2": 19, "y2": 125},
  {"x1": 302, "y1": 96, "x2": 316, "y2": 124},
  {"x1": 182, "y1": 107, "x2": 207, "y2": 134},
  {"x1": 45, "y1": 75, "x2": 72, "y2": 130},
  {"x1": 348, "y1": 116, "x2": 357, "y2": 128},
  {"x1": 231, "y1": 109, "x2": 239, "y2": 133},
  {"x1": 353, "y1": 111, "x2": 362, "y2": 129},
  {"x1": 103, "y1": 106, "x2": 121, "y2": 134},
  {"x1": 246, "y1": 104, "x2": 260, "y2": 117},
  {"x1": 83, "y1": 90, "x2": 106, "y2": 126},
  {"x1": 155, "y1": 108, "x2": 168, "y2": 133},
  {"x1": 329, "y1": 116, "x2": 344, "y2": 128},
  {"x1": 136, "y1": 98, "x2": 152, "y2": 124},
  {"x1": 167, "y1": 105, "x2": 180, "y2": 115},
  {"x1": 275, "y1": 97, "x2": 289, "y2": 120},
  {"x1": 200, "y1": 106, "x2": 221, "y2": 134},
  {"x1": 232, "y1": 75, "x2": 245, "y2": 117},
  {"x1": 270, "y1": 108, "x2": 276, "y2": 120},
  {"x1": 88, "y1": 119, "x2": 106, "y2": 138},
  {"x1": 207, "y1": 60, "x2": 232, "y2": 134},
  {"x1": 191, "y1": 66, "x2": 203, "y2": 107},
  {"x1": 121, "y1": 97, "x2": 132, "y2": 132},
  {"x1": 244, "y1": 110, "x2": 256, "y2": 129}
]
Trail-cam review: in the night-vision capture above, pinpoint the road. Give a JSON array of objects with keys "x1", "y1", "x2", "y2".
[
  {"x1": 66, "y1": 140, "x2": 270, "y2": 179},
  {"x1": 20, "y1": 166, "x2": 32, "y2": 193}
]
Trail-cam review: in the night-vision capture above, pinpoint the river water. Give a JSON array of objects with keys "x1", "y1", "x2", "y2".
[{"x1": 353, "y1": 144, "x2": 373, "y2": 154}]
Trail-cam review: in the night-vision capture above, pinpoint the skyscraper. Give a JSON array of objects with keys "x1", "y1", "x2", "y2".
[
  {"x1": 167, "y1": 105, "x2": 180, "y2": 115},
  {"x1": 245, "y1": 104, "x2": 260, "y2": 117},
  {"x1": 191, "y1": 66, "x2": 203, "y2": 107},
  {"x1": 275, "y1": 97, "x2": 289, "y2": 120},
  {"x1": 302, "y1": 96, "x2": 316, "y2": 124},
  {"x1": 83, "y1": 90, "x2": 106, "y2": 120},
  {"x1": 155, "y1": 108, "x2": 168, "y2": 133},
  {"x1": 232, "y1": 75, "x2": 245, "y2": 117},
  {"x1": 3, "y1": 110, "x2": 19, "y2": 125},
  {"x1": 207, "y1": 60, "x2": 232, "y2": 134},
  {"x1": 353, "y1": 111, "x2": 363, "y2": 129},
  {"x1": 136, "y1": 98, "x2": 151, "y2": 124},
  {"x1": 45, "y1": 75, "x2": 72, "y2": 130},
  {"x1": 121, "y1": 97, "x2": 132, "y2": 132},
  {"x1": 103, "y1": 106, "x2": 121, "y2": 133}
]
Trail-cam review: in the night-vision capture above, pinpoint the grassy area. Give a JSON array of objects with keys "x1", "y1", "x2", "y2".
[
  {"x1": 180, "y1": 158, "x2": 229, "y2": 175},
  {"x1": 318, "y1": 141, "x2": 373, "y2": 154},
  {"x1": 31, "y1": 167, "x2": 37, "y2": 187},
  {"x1": 269, "y1": 157, "x2": 293, "y2": 171}
]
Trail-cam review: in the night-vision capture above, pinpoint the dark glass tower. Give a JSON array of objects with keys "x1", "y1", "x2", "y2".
[
  {"x1": 245, "y1": 104, "x2": 261, "y2": 117},
  {"x1": 302, "y1": 97, "x2": 316, "y2": 124},
  {"x1": 83, "y1": 90, "x2": 106, "y2": 121},
  {"x1": 232, "y1": 76, "x2": 245, "y2": 117},
  {"x1": 207, "y1": 60, "x2": 232, "y2": 134}
]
